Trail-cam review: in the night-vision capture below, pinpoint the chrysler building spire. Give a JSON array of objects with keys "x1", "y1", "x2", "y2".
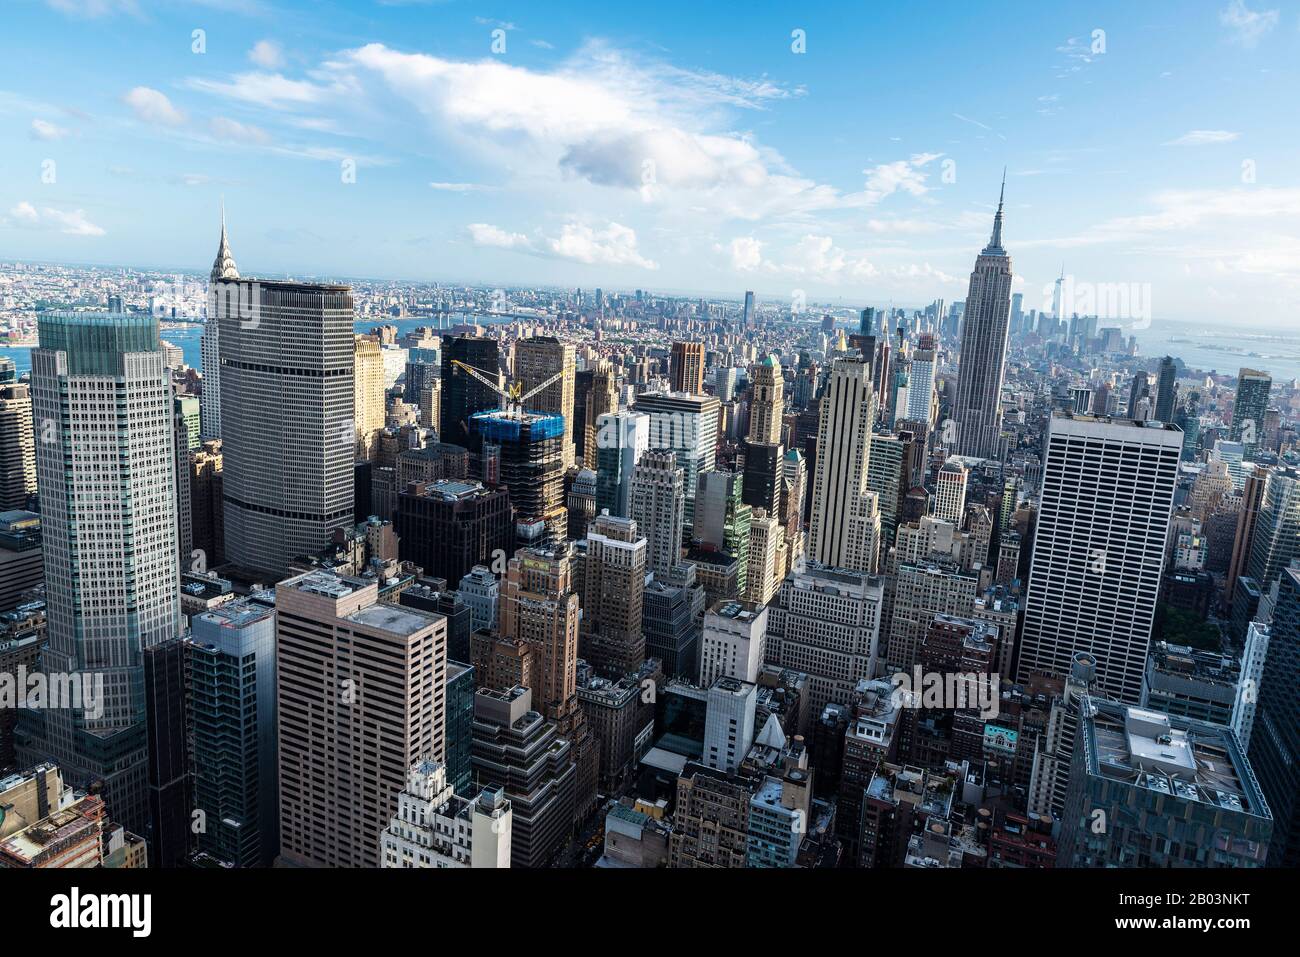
[{"x1": 210, "y1": 203, "x2": 240, "y2": 282}]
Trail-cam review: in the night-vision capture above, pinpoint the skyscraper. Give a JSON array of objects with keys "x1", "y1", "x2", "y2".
[
  {"x1": 213, "y1": 223, "x2": 355, "y2": 577},
  {"x1": 629, "y1": 449, "x2": 685, "y2": 580},
  {"x1": 353, "y1": 334, "x2": 386, "y2": 461},
  {"x1": 807, "y1": 356, "x2": 881, "y2": 573},
  {"x1": 1245, "y1": 466, "x2": 1300, "y2": 592},
  {"x1": 276, "y1": 570, "x2": 446, "y2": 868},
  {"x1": 1154, "y1": 355, "x2": 1178, "y2": 422},
  {"x1": 635, "y1": 390, "x2": 718, "y2": 534},
  {"x1": 670, "y1": 341, "x2": 706, "y2": 396},
  {"x1": 473, "y1": 409, "x2": 567, "y2": 547},
  {"x1": 0, "y1": 370, "x2": 36, "y2": 509},
  {"x1": 1230, "y1": 367, "x2": 1272, "y2": 459},
  {"x1": 743, "y1": 290, "x2": 756, "y2": 329},
  {"x1": 22, "y1": 311, "x2": 180, "y2": 832},
  {"x1": 594, "y1": 410, "x2": 648, "y2": 517},
  {"x1": 952, "y1": 178, "x2": 1013, "y2": 460},
  {"x1": 1018, "y1": 414, "x2": 1182, "y2": 703},
  {"x1": 578, "y1": 513, "x2": 647, "y2": 677},
  {"x1": 1059, "y1": 700, "x2": 1271, "y2": 868},
  {"x1": 189, "y1": 599, "x2": 278, "y2": 868},
  {"x1": 1248, "y1": 566, "x2": 1300, "y2": 866},
  {"x1": 441, "y1": 336, "x2": 501, "y2": 449},
  {"x1": 515, "y1": 336, "x2": 576, "y2": 467},
  {"x1": 746, "y1": 355, "x2": 784, "y2": 446}
]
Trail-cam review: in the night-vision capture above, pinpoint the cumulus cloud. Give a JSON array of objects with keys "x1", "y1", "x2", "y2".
[
  {"x1": 467, "y1": 223, "x2": 533, "y2": 250},
  {"x1": 124, "y1": 86, "x2": 185, "y2": 125},
  {"x1": 6, "y1": 201, "x2": 105, "y2": 236},
  {"x1": 190, "y1": 41, "x2": 851, "y2": 221},
  {"x1": 468, "y1": 220, "x2": 657, "y2": 269},
  {"x1": 727, "y1": 236, "x2": 764, "y2": 271},
  {"x1": 546, "y1": 221, "x2": 657, "y2": 269},
  {"x1": 248, "y1": 39, "x2": 285, "y2": 70},
  {"x1": 863, "y1": 153, "x2": 944, "y2": 203}
]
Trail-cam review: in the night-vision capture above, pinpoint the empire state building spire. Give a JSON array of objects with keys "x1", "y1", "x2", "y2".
[
  {"x1": 210, "y1": 203, "x2": 239, "y2": 282},
  {"x1": 985, "y1": 168, "x2": 1007, "y2": 254}
]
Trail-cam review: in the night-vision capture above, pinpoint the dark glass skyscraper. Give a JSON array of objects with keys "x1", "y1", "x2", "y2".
[
  {"x1": 441, "y1": 336, "x2": 501, "y2": 449},
  {"x1": 952, "y1": 178, "x2": 1013, "y2": 460},
  {"x1": 1248, "y1": 566, "x2": 1300, "y2": 866}
]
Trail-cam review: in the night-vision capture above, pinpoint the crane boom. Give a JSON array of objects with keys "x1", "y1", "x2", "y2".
[
  {"x1": 450, "y1": 359, "x2": 507, "y2": 403},
  {"x1": 451, "y1": 359, "x2": 565, "y2": 414},
  {"x1": 516, "y1": 369, "x2": 565, "y2": 405}
]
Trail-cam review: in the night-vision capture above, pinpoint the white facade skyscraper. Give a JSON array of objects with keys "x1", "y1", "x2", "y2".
[
  {"x1": 628, "y1": 449, "x2": 685, "y2": 580},
  {"x1": 1017, "y1": 413, "x2": 1183, "y2": 703},
  {"x1": 934, "y1": 459, "x2": 968, "y2": 525},
  {"x1": 23, "y1": 311, "x2": 181, "y2": 832},
  {"x1": 807, "y1": 356, "x2": 881, "y2": 573},
  {"x1": 633, "y1": 391, "x2": 718, "y2": 535},
  {"x1": 952, "y1": 178, "x2": 1013, "y2": 460}
]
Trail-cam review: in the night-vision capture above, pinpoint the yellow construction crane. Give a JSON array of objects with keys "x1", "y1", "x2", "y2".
[{"x1": 450, "y1": 359, "x2": 565, "y2": 417}]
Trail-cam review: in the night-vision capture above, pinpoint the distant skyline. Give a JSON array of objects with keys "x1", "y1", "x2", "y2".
[{"x1": 2, "y1": 0, "x2": 1299, "y2": 327}]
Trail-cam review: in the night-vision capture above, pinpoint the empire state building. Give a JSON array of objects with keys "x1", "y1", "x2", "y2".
[{"x1": 952, "y1": 177, "x2": 1013, "y2": 460}]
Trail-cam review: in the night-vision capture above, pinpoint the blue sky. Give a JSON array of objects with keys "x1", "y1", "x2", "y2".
[{"x1": 2, "y1": 0, "x2": 1299, "y2": 326}]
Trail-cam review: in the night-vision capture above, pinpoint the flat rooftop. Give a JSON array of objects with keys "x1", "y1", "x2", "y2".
[{"x1": 345, "y1": 602, "x2": 440, "y2": 638}]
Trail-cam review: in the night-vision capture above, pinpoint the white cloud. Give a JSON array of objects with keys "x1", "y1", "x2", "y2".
[
  {"x1": 45, "y1": 0, "x2": 140, "y2": 16},
  {"x1": 727, "y1": 236, "x2": 764, "y2": 271},
  {"x1": 1219, "y1": 1, "x2": 1279, "y2": 47},
  {"x1": 469, "y1": 220, "x2": 658, "y2": 269},
  {"x1": 210, "y1": 116, "x2": 270, "y2": 143},
  {"x1": 5, "y1": 201, "x2": 105, "y2": 236},
  {"x1": 187, "y1": 72, "x2": 340, "y2": 110},
  {"x1": 546, "y1": 221, "x2": 657, "y2": 269},
  {"x1": 124, "y1": 86, "x2": 185, "y2": 125},
  {"x1": 430, "y1": 182, "x2": 487, "y2": 192},
  {"x1": 30, "y1": 118, "x2": 68, "y2": 140},
  {"x1": 863, "y1": 153, "x2": 944, "y2": 203},
  {"x1": 249, "y1": 40, "x2": 285, "y2": 70},
  {"x1": 260, "y1": 41, "x2": 852, "y2": 221},
  {"x1": 467, "y1": 223, "x2": 533, "y2": 250},
  {"x1": 1163, "y1": 129, "x2": 1240, "y2": 146}
]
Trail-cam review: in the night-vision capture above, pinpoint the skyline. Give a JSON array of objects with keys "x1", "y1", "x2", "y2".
[{"x1": 0, "y1": 0, "x2": 1298, "y2": 326}]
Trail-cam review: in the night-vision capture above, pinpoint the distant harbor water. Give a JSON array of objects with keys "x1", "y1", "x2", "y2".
[
  {"x1": 1135, "y1": 319, "x2": 1300, "y2": 382},
  {"x1": 4, "y1": 314, "x2": 1296, "y2": 383},
  {"x1": 1, "y1": 314, "x2": 513, "y2": 376}
]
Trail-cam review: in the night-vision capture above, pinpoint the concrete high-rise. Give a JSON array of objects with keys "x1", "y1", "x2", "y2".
[
  {"x1": 765, "y1": 562, "x2": 886, "y2": 719},
  {"x1": 671, "y1": 341, "x2": 705, "y2": 395},
  {"x1": 213, "y1": 224, "x2": 355, "y2": 577},
  {"x1": 275, "y1": 570, "x2": 447, "y2": 868},
  {"x1": 578, "y1": 514, "x2": 647, "y2": 678},
  {"x1": 1018, "y1": 414, "x2": 1182, "y2": 703},
  {"x1": 354, "y1": 334, "x2": 386, "y2": 461},
  {"x1": 952, "y1": 179, "x2": 1013, "y2": 459},
  {"x1": 746, "y1": 355, "x2": 784, "y2": 446},
  {"x1": 0, "y1": 375, "x2": 36, "y2": 510},
  {"x1": 21, "y1": 311, "x2": 180, "y2": 833}
]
